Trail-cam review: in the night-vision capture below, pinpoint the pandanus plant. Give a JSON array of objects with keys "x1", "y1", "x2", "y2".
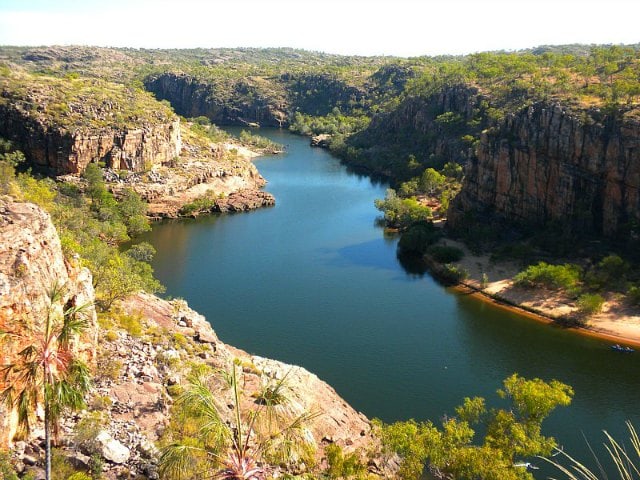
[
  {"x1": 159, "y1": 364, "x2": 318, "y2": 480},
  {"x1": 0, "y1": 282, "x2": 92, "y2": 480}
]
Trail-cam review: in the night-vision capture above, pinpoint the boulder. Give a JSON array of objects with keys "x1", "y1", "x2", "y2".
[{"x1": 96, "y1": 431, "x2": 130, "y2": 464}]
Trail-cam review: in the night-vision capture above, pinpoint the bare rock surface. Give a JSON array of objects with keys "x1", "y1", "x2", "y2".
[{"x1": 0, "y1": 198, "x2": 98, "y2": 448}]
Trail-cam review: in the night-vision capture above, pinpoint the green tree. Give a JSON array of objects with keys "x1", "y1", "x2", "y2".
[
  {"x1": 0, "y1": 283, "x2": 92, "y2": 480},
  {"x1": 419, "y1": 168, "x2": 445, "y2": 195},
  {"x1": 117, "y1": 188, "x2": 150, "y2": 237},
  {"x1": 375, "y1": 374, "x2": 573, "y2": 480}
]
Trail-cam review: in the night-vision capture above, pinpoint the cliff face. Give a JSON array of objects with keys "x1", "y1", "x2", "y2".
[
  {"x1": 0, "y1": 102, "x2": 181, "y2": 174},
  {"x1": 449, "y1": 103, "x2": 640, "y2": 236},
  {"x1": 345, "y1": 85, "x2": 481, "y2": 179},
  {"x1": 145, "y1": 73, "x2": 287, "y2": 127},
  {"x1": 0, "y1": 199, "x2": 98, "y2": 448}
]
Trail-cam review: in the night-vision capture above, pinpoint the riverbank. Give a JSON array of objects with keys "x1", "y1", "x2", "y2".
[{"x1": 441, "y1": 238, "x2": 640, "y2": 347}]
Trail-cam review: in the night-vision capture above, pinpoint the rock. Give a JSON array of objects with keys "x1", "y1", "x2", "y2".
[
  {"x1": 22, "y1": 454, "x2": 37, "y2": 466},
  {"x1": 0, "y1": 200, "x2": 99, "y2": 447},
  {"x1": 310, "y1": 134, "x2": 331, "y2": 148},
  {"x1": 449, "y1": 101, "x2": 640, "y2": 237},
  {"x1": 212, "y1": 189, "x2": 275, "y2": 213},
  {"x1": 96, "y1": 431, "x2": 131, "y2": 464}
]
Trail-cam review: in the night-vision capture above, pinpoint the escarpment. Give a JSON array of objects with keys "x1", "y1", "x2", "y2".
[
  {"x1": 449, "y1": 103, "x2": 640, "y2": 237},
  {"x1": 144, "y1": 71, "x2": 368, "y2": 127},
  {"x1": 0, "y1": 199, "x2": 98, "y2": 448},
  {"x1": 144, "y1": 73, "x2": 288, "y2": 127},
  {"x1": 0, "y1": 74, "x2": 181, "y2": 175}
]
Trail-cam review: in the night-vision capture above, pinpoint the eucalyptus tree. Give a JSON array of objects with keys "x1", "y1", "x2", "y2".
[{"x1": 0, "y1": 282, "x2": 92, "y2": 480}]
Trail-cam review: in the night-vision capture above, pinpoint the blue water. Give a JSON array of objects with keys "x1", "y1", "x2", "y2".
[{"x1": 141, "y1": 129, "x2": 640, "y2": 476}]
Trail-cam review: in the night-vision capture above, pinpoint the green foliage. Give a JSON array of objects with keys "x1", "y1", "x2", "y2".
[
  {"x1": 514, "y1": 262, "x2": 582, "y2": 291},
  {"x1": 375, "y1": 374, "x2": 573, "y2": 480},
  {"x1": 325, "y1": 444, "x2": 367, "y2": 479},
  {"x1": 627, "y1": 284, "x2": 640, "y2": 305},
  {"x1": 117, "y1": 188, "x2": 150, "y2": 236},
  {"x1": 426, "y1": 245, "x2": 464, "y2": 263},
  {"x1": 0, "y1": 450, "x2": 19, "y2": 480},
  {"x1": 374, "y1": 189, "x2": 432, "y2": 230},
  {"x1": 438, "y1": 264, "x2": 469, "y2": 285},
  {"x1": 238, "y1": 129, "x2": 283, "y2": 152},
  {"x1": 178, "y1": 193, "x2": 218, "y2": 216},
  {"x1": 576, "y1": 293, "x2": 605, "y2": 315},
  {"x1": 584, "y1": 254, "x2": 629, "y2": 291},
  {"x1": 397, "y1": 222, "x2": 441, "y2": 254},
  {"x1": 419, "y1": 168, "x2": 446, "y2": 195}
]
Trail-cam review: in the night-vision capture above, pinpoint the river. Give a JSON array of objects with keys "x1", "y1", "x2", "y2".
[{"x1": 139, "y1": 128, "x2": 640, "y2": 476}]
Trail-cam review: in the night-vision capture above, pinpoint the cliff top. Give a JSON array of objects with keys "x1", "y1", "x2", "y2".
[{"x1": 0, "y1": 69, "x2": 176, "y2": 133}]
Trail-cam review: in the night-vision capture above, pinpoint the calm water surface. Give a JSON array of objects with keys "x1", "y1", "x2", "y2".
[{"x1": 141, "y1": 129, "x2": 640, "y2": 476}]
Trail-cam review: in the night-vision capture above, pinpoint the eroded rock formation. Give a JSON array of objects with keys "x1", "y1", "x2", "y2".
[
  {"x1": 0, "y1": 198, "x2": 98, "y2": 448},
  {"x1": 449, "y1": 103, "x2": 640, "y2": 236}
]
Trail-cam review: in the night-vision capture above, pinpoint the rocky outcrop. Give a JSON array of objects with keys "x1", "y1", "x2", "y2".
[
  {"x1": 0, "y1": 101, "x2": 181, "y2": 174},
  {"x1": 212, "y1": 189, "x2": 275, "y2": 213},
  {"x1": 0, "y1": 198, "x2": 98, "y2": 448},
  {"x1": 449, "y1": 103, "x2": 640, "y2": 236}
]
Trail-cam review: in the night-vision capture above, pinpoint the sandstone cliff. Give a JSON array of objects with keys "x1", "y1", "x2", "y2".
[
  {"x1": 449, "y1": 103, "x2": 640, "y2": 237},
  {"x1": 0, "y1": 73, "x2": 181, "y2": 175},
  {"x1": 345, "y1": 85, "x2": 481, "y2": 180},
  {"x1": 0, "y1": 198, "x2": 98, "y2": 448}
]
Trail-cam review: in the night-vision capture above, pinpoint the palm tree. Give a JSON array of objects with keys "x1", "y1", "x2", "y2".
[
  {"x1": 159, "y1": 364, "x2": 318, "y2": 480},
  {"x1": 0, "y1": 282, "x2": 92, "y2": 480}
]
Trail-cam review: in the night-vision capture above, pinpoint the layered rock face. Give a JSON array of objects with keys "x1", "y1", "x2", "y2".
[
  {"x1": 0, "y1": 102, "x2": 181, "y2": 174},
  {"x1": 145, "y1": 73, "x2": 287, "y2": 127},
  {"x1": 450, "y1": 103, "x2": 640, "y2": 236},
  {"x1": 0, "y1": 199, "x2": 98, "y2": 448}
]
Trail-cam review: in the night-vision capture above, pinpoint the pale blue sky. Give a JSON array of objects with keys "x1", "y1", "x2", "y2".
[{"x1": 0, "y1": 0, "x2": 638, "y2": 56}]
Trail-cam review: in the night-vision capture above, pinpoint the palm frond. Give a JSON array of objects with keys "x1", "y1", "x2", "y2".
[{"x1": 158, "y1": 442, "x2": 216, "y2": 480}]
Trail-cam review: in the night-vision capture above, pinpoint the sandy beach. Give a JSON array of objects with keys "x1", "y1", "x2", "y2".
[{"x1": 439, "y1": 238, "x2": 640, "y2": 347}]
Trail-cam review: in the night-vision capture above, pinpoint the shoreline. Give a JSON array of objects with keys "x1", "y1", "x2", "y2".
[
  {"x1": 451, "y1": 282, "x2": 640, "y2": 349},
  {"x1": 435, "y1": 237, "x2": 640, "y2": 349}
]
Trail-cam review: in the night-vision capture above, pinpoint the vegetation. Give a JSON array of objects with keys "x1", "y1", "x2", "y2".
[
  {"x1": 0, "y1": 143, "x2": 163, "y2": 311},
  {"x1": 514, "y1": 262, "x2": 582, "y2": 291},
  {"x1": 374, "y1": 189, "x2": 433, "y2": 230},
  {"x1": 158, "y1": 364, "x2": 317, "y2": 480},
  {"x1": 375, "y1": 374, "x2": 573, "y2": 480},
  {"x1": 0, "y1": 283, "x2": 92, "y2": 480},
  {"x1": 238, "y1": 129, "x2": 283, "y2": 153}
]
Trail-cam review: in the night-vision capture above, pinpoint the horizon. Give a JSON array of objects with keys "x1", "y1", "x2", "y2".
[{"x1": 1, "y1": 0, "x2": 639, "y2": 58}]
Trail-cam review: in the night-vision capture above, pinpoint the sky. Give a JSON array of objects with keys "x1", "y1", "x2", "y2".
[{"x1": 0, "y1": 0, "x2": 639, "y2": 57}]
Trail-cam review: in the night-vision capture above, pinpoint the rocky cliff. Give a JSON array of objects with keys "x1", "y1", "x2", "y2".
[
  {"x1": 0, "y1": 198, "x2": 98, "y2": 448},
  {"x1": 0, "y1": 73, "x2": 181, "y2": 175},
  {"x1": 345, "y1": 85, "x2": 482, "y2": 180},
  {"x1": 144, "y1": 73, "x2": 288, "y2": 127},
  {"x1": 449, "y1": 103, "x2": 640, "y2": 237}
]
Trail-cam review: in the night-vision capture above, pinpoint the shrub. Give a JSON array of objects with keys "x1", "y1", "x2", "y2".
[
  {"x1": 438, "y1": 264, "x2": 469, "y2": 285},
  {"x1": 325, "y1": 444, "x2": 366, "y2": 479},
  {"x1": 427, "y1": 245, "x2": 464, "y2": 263},
  {"x1": 397, "y1": 222, "x2": 441, "y2": 254},
  {"x1": 627, "y1": 285, "x2": 640, "y2": 305},
  {"x1": 576, "y1": 293, "x2": 605, "y2": 315},
  {"x1": 514, "y1": 262, "x2": 582, "y2": 291}
]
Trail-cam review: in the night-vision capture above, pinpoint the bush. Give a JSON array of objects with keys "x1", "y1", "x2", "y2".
[
  {"x1": 325, "y1": 444, "x2": 366, "y2": 479},
  {"x1": 438, "y1": 264, "x2": 469, "y2": 285},
  {"x1": 576, "y1": 293, "x2": 605, "y2": 315},
  {"x1": 427, "y1": 245, "x2": 464, "y2": 263},
  {"x1": 627, "y1": 285, "x2": 640, "y2": 305},
  {"x1": 397, "y1": 222, "x2": 441, "y2": 254},
  {"x1": 514, "y1": 262, "x2": 582, "y2": 291}
]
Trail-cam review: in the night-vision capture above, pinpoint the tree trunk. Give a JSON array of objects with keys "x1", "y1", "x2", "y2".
[{"x1": 45, "y1": 403, "x2": 51, "y2": 480}]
